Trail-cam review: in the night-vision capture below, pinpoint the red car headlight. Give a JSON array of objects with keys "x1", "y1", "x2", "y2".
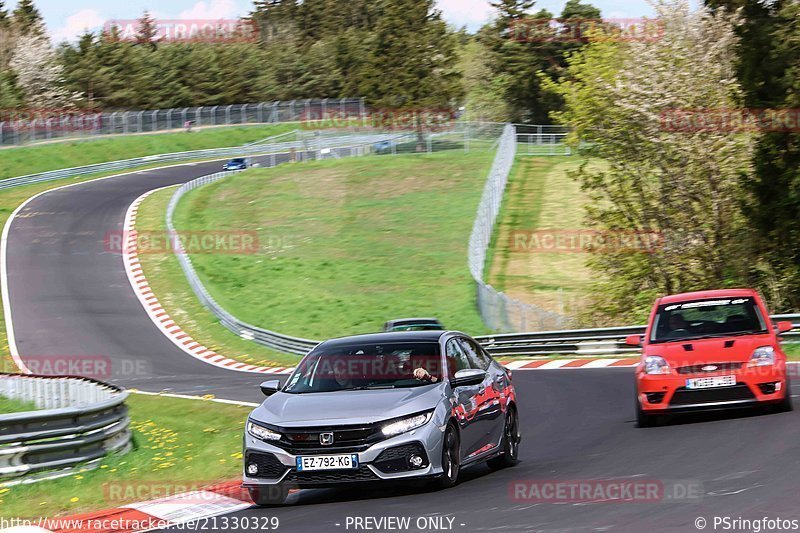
[{"x1": 644, "y1": 355, "x2": 670, "y2": 375}]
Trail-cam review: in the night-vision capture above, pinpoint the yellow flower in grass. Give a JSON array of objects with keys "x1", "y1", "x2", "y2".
[{"x1": 70, "y1": 497, "x2": 79, "y2": 503}]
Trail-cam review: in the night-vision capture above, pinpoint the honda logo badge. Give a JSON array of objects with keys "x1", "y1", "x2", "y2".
[{"x1": 319, "y1": 432, "x2": 334, "y2": 446}]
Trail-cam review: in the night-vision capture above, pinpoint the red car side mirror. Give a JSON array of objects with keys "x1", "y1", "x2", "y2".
[
  {"x1": 777, "y1": 321, "x2": 795, "y2": 334},
  {"x1": 625, "y1": 334, "x2": 642, "y2": 347}
]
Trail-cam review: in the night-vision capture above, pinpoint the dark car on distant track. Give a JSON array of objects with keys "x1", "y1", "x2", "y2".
[
  {"x1": 242, "y1": 330, "x2": 519, "y2": 505},
  {"x1": 383, "y1": 318, "x2": 445, "y2": 332},
  {"x1": 223, "y1": 158, "x2": 248, "y2": 171}
]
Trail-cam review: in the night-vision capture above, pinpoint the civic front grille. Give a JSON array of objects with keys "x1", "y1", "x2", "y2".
[{"x1": 267, "y1": 422, "x2": 385, "y2": 454}]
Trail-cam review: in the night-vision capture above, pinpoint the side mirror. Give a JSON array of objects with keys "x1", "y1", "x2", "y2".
[
  {"x1": 625, "y1": 334, "x2": 643, "y2": 347},
  {"x1": 451, "y1": 369, "x2": 487, "y2": 388},
  {"x1": 777, "y1": 321, "x2": 795, "y2": 334},
  {"x1": 260, "y1": 380, "x2": 281, "y2": 396}
]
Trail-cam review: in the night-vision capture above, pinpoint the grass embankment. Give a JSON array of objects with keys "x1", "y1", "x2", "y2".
[
  {"x1": 784, "y1": 344, "x2": 800, "y2": 359},
  {"x1": 165, "y1": 151, "x2": 494, "y2": 341},
  {"x1": 1, "y1": 123, "x2": 295, "y2": 180},
  {"x1": 135, "y1": 188, "x2": 294, "y2": 366},
  {"x1": 0, "y1": 394, "x2": 250, "y2": 518},
  {"x1": 0, "y1": 395, "x2": 36, "y2": 413},
  {"x1": 488, "y1": 156, "x2": 601, "y2": 317}
]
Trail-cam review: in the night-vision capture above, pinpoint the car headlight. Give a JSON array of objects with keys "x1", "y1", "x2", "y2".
[
  {"x1": 749, "y1": 346, "x2": 775, "y2": 367},
  {"x1": 381, "y1": 411, "x2": 434, "y2": 437},
  {"x1": 644, "y1": 355, "x2": 670, "y2": 375},
  {"x1": 247, "y1": 421, "x2": 281, "y2": 442}
]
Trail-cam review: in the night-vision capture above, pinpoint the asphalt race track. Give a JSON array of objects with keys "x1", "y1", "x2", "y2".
[
  {"x1": 6, "y1": 159, "x2": 800, "y2": 532},
  {"x1": 168, "y1": 369, "x2": 800, "y2": 533},
  {"x1": 4, "y1": 157, "x2": 282, "y2": 401}
]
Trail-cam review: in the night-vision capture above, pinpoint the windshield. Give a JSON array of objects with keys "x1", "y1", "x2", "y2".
[
  {"x1": 283, "y1": 341, "x2": 444, "y2": 393},
  {"x1": 650, "y1": 297, "x2": 768, "y2": 343},
  {"x1": 230, "y1": 159, "x2": 245, "y2": 163}
]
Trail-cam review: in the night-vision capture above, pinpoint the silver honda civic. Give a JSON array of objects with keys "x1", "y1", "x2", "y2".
[{"x1": 242, "y1": 330, "x2": 520, "y2": 505}]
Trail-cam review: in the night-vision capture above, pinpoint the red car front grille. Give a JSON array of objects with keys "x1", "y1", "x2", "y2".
[{"x1": 675, "y1": 362, "x2": 743, "y2": 375}]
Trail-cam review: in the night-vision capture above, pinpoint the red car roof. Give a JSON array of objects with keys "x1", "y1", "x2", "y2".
[{"x1": 658, "y1": 288, "x2": 758, "y2": 305}]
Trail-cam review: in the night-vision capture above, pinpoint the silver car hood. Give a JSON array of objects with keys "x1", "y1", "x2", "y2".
[{"x1": 251, "y1": 384, "x2": 444, "y2": 427}]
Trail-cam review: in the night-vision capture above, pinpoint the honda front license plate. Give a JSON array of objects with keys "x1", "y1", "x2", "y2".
[
  {"x1": 686, "y1": 375, "x2": 736, "y2": 389},
  {"x1": 296, "y1": 454, "x2": 359, "y2": 471}
]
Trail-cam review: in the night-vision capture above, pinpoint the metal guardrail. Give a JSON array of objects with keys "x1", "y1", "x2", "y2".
[
  {"x1": 475, "y1": 315, "x2": 800, "y2": 357},
  {"x1": 166, "y1": 141, "x2": 390, "y2": 355},
  {"x1": 0, "y1": 374, "x2": 131, "y2": 480},
  {"x1": 164, "y1": 125, "x2": 506, "y2": 355},
  {"x1": 0, "y1": 98, "x2": 366, "y2": 146}
]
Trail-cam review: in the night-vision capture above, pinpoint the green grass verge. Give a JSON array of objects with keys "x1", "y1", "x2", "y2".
[
  {"x1": 784, "y1": 343, "x2": 800, "y2": 360},
  {"x1": 1, "y1": 124, "x2": 296, "y2": 180},
  {"x1": 171, "y1": 151, "x2": 495, "y2": 341},
  {"x1": 0, "y1": 394, "x2": 249, "y2": 519},
  {"x1": 0, "y1": 394, "x2": 36, "y2": 414},
  {"x1": 487, "y1": 156, "x2": 599, "y2": 316},
  {"x1": 135, "y1": 187, "x2": 297, "y2": 366}
]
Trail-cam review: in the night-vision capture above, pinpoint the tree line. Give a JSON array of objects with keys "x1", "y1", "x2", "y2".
[
  {"x1": 548, "y1": 0, "x2": 800, "y2": 321},
  {"x1": 0, "y1": 0, "x2": 601, "y2": 119},
  {"x1": 1, "y1": 0, "x2": 797, "y2": 318}
]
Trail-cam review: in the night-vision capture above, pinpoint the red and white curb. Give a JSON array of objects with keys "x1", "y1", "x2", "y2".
[
  {"x1": 4, "y1": 480, "x2": 258, "y2": 533},
  {"x1": 122, "y1": 189, "x2": 292, "y2": 376},
  {"x1": 122, "y1": 190, "x2": 640, "y2": 377},
  {"x1": 503, "y1": 358, "x2": 639, "y2": 370}
]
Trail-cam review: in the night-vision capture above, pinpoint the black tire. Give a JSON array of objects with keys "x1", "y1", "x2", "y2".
[
  {"x1": 248, "y1": 485, "x2": 288, "y2": 506},
  {"x1": 436, "y1": 423, "x2": 460, "y2": 489},
  {"x1": 636, "y1": 396, "x2": 659, "y2": 428},
  {"x1": 775, "y1": 376, "x2": 794, "y2": 413},
  {"x1": 488, "y1": 407, "x2": 521, "y2": 470}
]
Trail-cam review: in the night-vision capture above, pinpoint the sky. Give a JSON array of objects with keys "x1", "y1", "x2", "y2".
[{"x1": 4, "y1": 0, "x2": 661, "y2": 43}]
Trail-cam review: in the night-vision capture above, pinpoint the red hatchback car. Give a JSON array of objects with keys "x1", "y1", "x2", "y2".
[{"x1": 631, "y1": 289, "x2": 795, "y2": 427}]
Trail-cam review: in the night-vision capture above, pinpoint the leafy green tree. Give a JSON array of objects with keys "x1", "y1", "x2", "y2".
[
  {"x1": 0, "y1": 1, "x2": 9, "y2": 27},
  {"x1": 135, "y1": 11, "x2": 159, "y2": 50},
  {"x1": 11, "y1": 0, "x2": 43, "y2": 36},
  {"x1": 359, "y1": 0, "x2": 462, "y2": 108},
  {"x1": 547, "y1": 1, "x2": 757, "y2": 323}
]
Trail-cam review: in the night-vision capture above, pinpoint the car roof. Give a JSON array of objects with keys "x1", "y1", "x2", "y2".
[
  {"x1": 659, "y1": 288, "x2": 758, "y2": 305},
  {"x1": 318, "y1": 330, "x2": 448, "y2": 348}
]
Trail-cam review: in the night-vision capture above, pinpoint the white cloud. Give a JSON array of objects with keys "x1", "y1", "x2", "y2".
[
  {"x1": 177, "y1": 0, "x2": 244, "y2": 20},
  {"x1": 51, "y1": 9, "x2": 105, "y2": 43},
  {"x1": 437, "y1": 0, "x2": 495, "y2": 29}
]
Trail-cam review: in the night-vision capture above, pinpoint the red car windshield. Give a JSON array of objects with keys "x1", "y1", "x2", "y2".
[{"x1": 650, "y1": 297, "x2": 768, "y2": 343}]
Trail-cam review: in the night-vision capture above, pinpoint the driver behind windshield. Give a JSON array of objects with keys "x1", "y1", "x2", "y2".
[
  {"x1": 285, "y1": 342, "x2": 443, "y2": 393},
  {"x1": 665, "y1": 313, "x2": 689, "y2": 338}
]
